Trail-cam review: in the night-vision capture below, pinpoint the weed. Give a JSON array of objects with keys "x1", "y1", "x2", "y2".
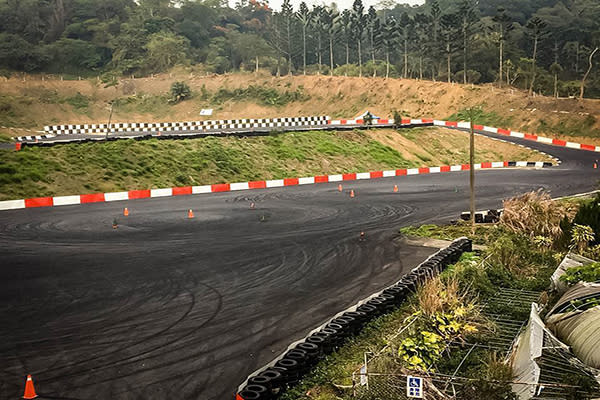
[{"x1": 65, "y1": 92, "x2": 90, "y2": 110}]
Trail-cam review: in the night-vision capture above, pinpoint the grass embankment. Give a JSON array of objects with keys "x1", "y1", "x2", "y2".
[
  {"x1": 0, "y1": 130, "x2": 407, "y2": 200},
  {"x1": 280, "y1": 192, "x2": 600, "y2": 400},
  {"x1": 0, "y1": 128, "x2": 550, "y2": 201}
]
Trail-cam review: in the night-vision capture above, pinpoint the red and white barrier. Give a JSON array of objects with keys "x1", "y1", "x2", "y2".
[
  {"x1": 431, "y1": 120, "x2": 600, "y2": 153},
  {"x1": 327, "y1": 118, "x2": 600, "y2": 153},
  {"x1": 0, "y1": 160, "x2": 551, "y2": 211}
]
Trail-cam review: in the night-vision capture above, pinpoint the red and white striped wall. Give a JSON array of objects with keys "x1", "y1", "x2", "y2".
[
  {"x1": 329, "y1": 118, "x2": 600, "y2": 153},
  {"x1": 0, "y1": 161, "x2": 550, "y2": 211},
  {"x1": 431, "y1": 120, "x2": 600, "y2": 152}
]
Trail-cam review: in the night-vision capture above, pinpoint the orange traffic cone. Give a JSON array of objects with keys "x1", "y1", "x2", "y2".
[
  {"x1": 338, "y1": 184, "x2": 343, "y2": 192},
  {"x1": 123, "y1": 207, "x2": 129, "y2": 216},
  {"x1": 188, "y1": 209, "x2": 194, "y2": 219},
  {"x1": 594, "y1": 160, "x2": 598, "y2": 169},
  {"x1": 250, "y1": 202, "x2": 255, "y2": 209},
  {"x1": 23, "y1": 375, "x2": 37, "y2": 399},
  {"x1": 393, "y1": 185, "x2": 398, "y2": 193},
  {"x1": 350, "y1": 190, "x2": 355, "y2": 198}
]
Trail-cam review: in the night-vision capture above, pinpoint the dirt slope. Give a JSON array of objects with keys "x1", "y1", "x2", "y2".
[{"x1": 0, "y1": 71, "x2": 598, "y2": 144}]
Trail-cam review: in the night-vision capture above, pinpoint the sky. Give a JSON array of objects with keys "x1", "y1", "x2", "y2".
[{"x1": 266, "y1": 0, "x2": 424, "y2": 11}]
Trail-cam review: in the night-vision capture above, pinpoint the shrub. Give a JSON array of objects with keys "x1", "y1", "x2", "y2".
[
  {"x1": 573, "y1": 195, "x2": 600, "y2": 246},
  {"x1": 169, "y1": 81, "x2": 191, "y2": 103},
  {"x1": 570, "y1": 224, "x2": 595, "y2": 253},
  {"x1": 559, "y1": 262, "x2": 600, "y2": 285},
  {"x1": 501, "y1": 190, "x2": 576, "y2": 243},
  {"x1": 398, "y1": 276, "x2": 482, "y2": 370},
  {"x1": 65, "y1": 92, "x2": 89, "y2": 109}
]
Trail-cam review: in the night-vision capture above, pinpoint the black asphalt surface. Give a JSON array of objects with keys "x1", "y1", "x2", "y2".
[{"x1": 0, "y1": 129, "x2": 597, "y2": 400}]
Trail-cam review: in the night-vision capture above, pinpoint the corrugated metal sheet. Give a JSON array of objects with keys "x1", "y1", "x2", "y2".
[
  {"x1": 547, "y1": 307, "x2": 600, "y2": 369},
  {"x1": 548, "y1": 282, "x2": 600, "y2": 316},
  {"x1": 511, "y1": 304, "x2": 544, "y2": 399}
]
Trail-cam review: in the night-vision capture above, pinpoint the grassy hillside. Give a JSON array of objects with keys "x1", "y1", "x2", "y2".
[
  {"x1": 0, "y1": 128, "x2": 551, "y2": 200},
  {"x1": 0, "y1": 71, "x2": 599, "y2": 144}
]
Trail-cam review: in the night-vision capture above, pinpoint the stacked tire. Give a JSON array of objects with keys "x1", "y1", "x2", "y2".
[{"x1": 236, "y1": 238, "x2": 472, "y2": 399}]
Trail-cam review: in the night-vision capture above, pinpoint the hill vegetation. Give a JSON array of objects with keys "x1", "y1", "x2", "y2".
[{"x1": 1, "y1": 0, "x2": 599, "y2": 98}]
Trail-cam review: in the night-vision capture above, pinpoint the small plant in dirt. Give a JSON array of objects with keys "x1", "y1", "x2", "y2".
[{"x1": 169, "y1": 81, "x2": 192, "y2": 103}]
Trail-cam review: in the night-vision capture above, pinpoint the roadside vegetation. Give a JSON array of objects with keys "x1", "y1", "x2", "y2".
[{"x1": 280, "y1": 191, "x2": 600, "y2": 400}]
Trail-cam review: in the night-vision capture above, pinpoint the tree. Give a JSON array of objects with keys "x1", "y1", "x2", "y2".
[
  {"x1": 440, "y1": 13, "x2": 457, "y2": 83},
  {"x1": 458, "y1": 0, "x2": 478, "y2": 84},
  {"x1": 366, "y1": 6, "x2": 379, "y2": 77},
  {"x1": 549, "y1": 62, "x2": 563, "y2": 98},
  {"x1": 280, "y1": 0, "x2": 294, "y2": 75},
  {"x1": 413, "y1": 13, "x2": 431, "y2": 80},
  {"x1": 526, "y1": 16, "x2": 548, "y2": 95},
  {"x1": 379, "y1": 16, "x2": 398, "y2": 78},
  {"x1": 428, "y1": 0, "x2": 442, "y2": 80},
  {"x1": 398, "y1": 12, "x2": 413, "y2": 79},
  {"x1": 311, "y1": 5, "x2": 325, "y2": 74},
  {"x1": 321, "y1": 8, "x2": 338, "y2": 76},
  {"x1": 492, "y1": 7, "x2": 513, "y2": 87},
  {"x1": 340, "y1": 9, "x2": 353, "y2": 68},
  {"x1": 351, "y1": 0, "x2": 366, "y2": 77},
  {"x1": 580, "y1": 47, "x2": 599, "y2": 99},
  {"x1": 144, "y1": 31, "x2": 190, "y2": 72},
  {"x1": 296, "y1": 2, "x2": 311, "y2": 75}
]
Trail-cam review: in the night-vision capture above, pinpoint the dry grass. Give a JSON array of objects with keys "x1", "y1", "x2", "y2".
[
  {"x1": 501, "y1": 190, "x2": 577, "y2": 241},
  {"x1": 416, "y1": 275, "x2": 479, "y2": 319},
  {"x1": 1, "y1": 71, "x2": 599, "y2": 144}
]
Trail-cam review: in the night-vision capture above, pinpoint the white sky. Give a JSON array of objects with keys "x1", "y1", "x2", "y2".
[{"x1": 267, "y1": 0, "x2": 424, "y2": 11}]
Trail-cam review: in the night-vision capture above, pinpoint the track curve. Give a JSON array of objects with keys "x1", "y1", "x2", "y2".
[{"x1": 0, "y1": 129, "x2": 597, "y2": 400}]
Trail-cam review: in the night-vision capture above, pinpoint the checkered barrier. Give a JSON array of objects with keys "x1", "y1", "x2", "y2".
[{"x1": 39, "y1": 116, "x2": 331, "y2": 137}]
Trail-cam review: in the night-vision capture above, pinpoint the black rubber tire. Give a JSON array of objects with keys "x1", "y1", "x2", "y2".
[
  {"x1": 238, "y1": 389, "x2": 261, "y2": 400},
  {"x1": 343, "y1": 311, "x2": 367, "y2": 326},
  {"x1": 295, "y1": 342, "x2": 319, "y2": 361},
  {"x1": 244, "y1": 384, "x2": 269, "y2": 399},
  {"x1": 258, "y1": 369, "x2": 283, "y2": 390},
  {"x1": 248, "y1": 375, "x2": 271, "y2": 389}
]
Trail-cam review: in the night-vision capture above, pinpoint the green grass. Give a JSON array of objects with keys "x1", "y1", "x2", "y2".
[
  {"x1": 447, "y1": 108, "x2": 514, "y2": 128},
  {"x1": 208, "y1": 84, "x2": 310, "y2": 106},
  {"x1": 0, "y1": 130, "x2": 415, "y2": 200},
  {"x1": 399, "y1": 222, "x2": 505, "y2": 245},
  {"x1": 537, "y1": 115, "x2": 599, "y2": 138}
]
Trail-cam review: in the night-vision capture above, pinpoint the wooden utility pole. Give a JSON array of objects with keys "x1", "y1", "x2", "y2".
[
  {"x1": 469, "y1": 108, "x2": 476, "y2": 232},
  {"x1": 106, "y1": 102, "x2": 114, "y2": 140}
]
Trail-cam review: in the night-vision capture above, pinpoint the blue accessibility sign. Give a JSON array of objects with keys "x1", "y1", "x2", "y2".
[{"x1": 406, "y1": 375, "x2": 423, "y2": 398}]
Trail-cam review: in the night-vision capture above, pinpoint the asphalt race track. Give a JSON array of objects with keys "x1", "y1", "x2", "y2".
[{"x1": 0, "y1": 130, "x2": 597, "y2": 400}]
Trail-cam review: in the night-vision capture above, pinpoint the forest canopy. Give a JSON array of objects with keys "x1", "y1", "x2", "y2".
[{"x1": 0, "y1": 0, "x2": 599, "y2": 97}]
